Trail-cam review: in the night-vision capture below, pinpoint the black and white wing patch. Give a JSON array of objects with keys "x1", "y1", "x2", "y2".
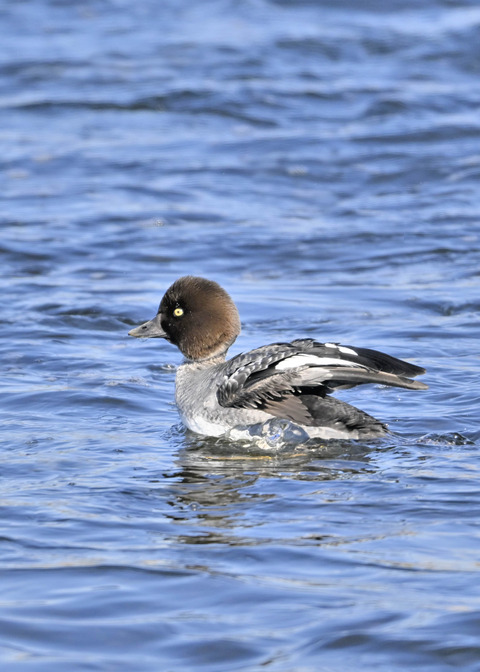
[
  {"x1": 286, "y1": 339, "x2": 427, "y2": 391},
  {"x1": 217, "y1": 339, "x2": 427, "y2": 426},
  {"x1": 217, "y1": 343, "x2": 301, "y2": 409}
]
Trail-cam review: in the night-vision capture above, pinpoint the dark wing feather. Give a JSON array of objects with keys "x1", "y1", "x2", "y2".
[
  {"x1": 251, "y1": 393, "x2": 386, "y2": 436},
  {"x1": 290, "y1": 339, "x2": 426, "y2": 377},
  {"x1": 216, "y1": 339, "x2": 426, "y2": 434},
  {"x1": 299, "y1": 394, "x2": 386, "y2": 436},
  {"x1": 288, "y1": 364, "x2": 427, "y2": 391},
  {"x1": 218, "y1": 343, "x2": 300, "y2": 408}
]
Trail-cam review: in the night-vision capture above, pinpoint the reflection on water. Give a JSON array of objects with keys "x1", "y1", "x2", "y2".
[
  {"x1": 166, "y1": 435, "x2": 381, "y2": 547},
  {"x1": 2, "y1": 0, "x2": 480, "y2": 669}
]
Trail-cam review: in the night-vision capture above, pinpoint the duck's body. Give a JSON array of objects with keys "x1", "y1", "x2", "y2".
[{"x1": 129, "y1": 276, "x2": 427, "y2": 441}]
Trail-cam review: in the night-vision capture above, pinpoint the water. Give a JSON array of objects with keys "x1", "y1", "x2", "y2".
[{"x1": 2, "y1": 0, "x2": 480, "y2": 669}]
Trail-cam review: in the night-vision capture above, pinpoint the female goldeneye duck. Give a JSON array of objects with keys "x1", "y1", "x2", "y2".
[{"x1": 128, "y1": 276, "x2": 427, "y2": 441}]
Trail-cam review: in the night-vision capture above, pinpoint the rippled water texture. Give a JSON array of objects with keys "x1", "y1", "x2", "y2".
[{"x1": 2, "y1": 0, "x2": 480, "y2": 670}]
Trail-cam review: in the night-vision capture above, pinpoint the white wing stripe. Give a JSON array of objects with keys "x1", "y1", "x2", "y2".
[
  {"x1": 324, "y1": 343, "x2": 358, "y2": 356},
  {"x1": 337, "y1": 345, "x2": 358, "y2": 356},
  {"x1": 274, "y1": 354, "x2": 360, "y2": 371}
]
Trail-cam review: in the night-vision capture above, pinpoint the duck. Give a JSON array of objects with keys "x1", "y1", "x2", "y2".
[{"x1": 128, "y1": 276, "x2": 427, "y2": 441}]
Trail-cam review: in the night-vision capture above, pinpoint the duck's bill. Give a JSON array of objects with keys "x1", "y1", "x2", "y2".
[{"x1": 128, "y1": 315, "x2": 167, "y2": 339}]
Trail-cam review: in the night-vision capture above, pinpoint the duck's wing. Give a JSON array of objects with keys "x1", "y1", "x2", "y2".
[
  {"x1": 217, "y1": 342, "x2": 301, "y2": 410},
  {"x1": 217, "y1": 339, "x2": 427, "y2": 422},
  {"x1": 289, "y1": 339, "x2": 427, "y2": 390}
]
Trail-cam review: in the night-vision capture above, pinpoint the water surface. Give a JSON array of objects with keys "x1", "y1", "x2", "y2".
[{"x1": 1, "y1": 0, "x2": 480, "y2": 670}]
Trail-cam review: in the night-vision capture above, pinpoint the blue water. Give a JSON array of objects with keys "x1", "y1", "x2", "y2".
[{"x1": 2, "y1": 0, "x2": 480, "y2": 669}]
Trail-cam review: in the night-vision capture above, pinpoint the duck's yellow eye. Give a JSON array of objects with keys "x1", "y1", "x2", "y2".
[{"x1": 173, "y1": 307, "x2": 184, "y2": 317}]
